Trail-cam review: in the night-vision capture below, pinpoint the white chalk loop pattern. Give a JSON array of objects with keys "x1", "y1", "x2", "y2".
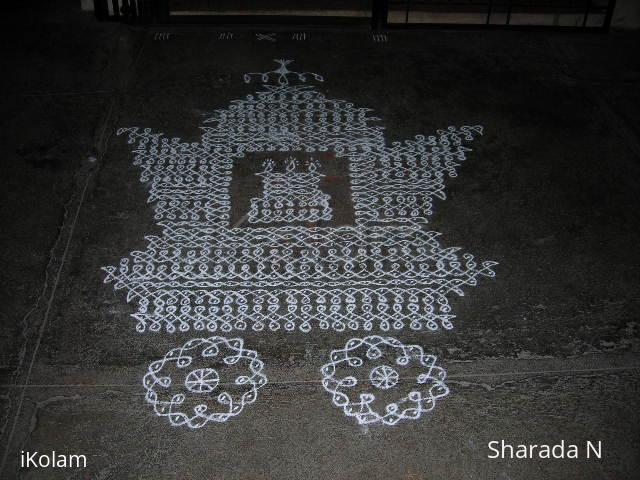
[
  {"x1": 102, "y1": 59, "x2": 495, "y2": 336},
  {"x1": 248, "y1": 157, "x2": 333, "y2": 223},
  {"x1": 143, "y1": 336, "x2": 267, "y2": 428},
  {"x1": 102, "y1": 59, "x2": 496, "y2": 428},
  {"x1": 320, "y1": 336, "x2": 449, "y2": 426}
]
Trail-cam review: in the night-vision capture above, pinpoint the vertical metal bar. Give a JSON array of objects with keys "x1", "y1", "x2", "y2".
[
  {"x1": 405, "y1": 0, "x2": 411, "y2": 24},
  {"x1": 156, "y1": 0, "x2": 171, "y2": 23},
  {"x1": 582, "y1": 0, "x2": 592, "y2": 28},
  {"x1": 486, "y1": 0, "x2": 493, "y2": 25},
  {"x1": 602, "y1": 0, "x2": 617, "y2": 31},
  {"x1": 144, "y1": 0, "x2": 155, "y2": 22},
  {"x1": 121, "y1": 0, "x2": 130, "y2": 21},
  {"x1": 372, "y1": 0, "x2": 380, "y2": 29},
  {"x1": 372, "y1": 0, "x2": 389, "y2": 30},
  {"x1": 111, "y1": 0, "x2": 119, "y2": 18},
  {"x1": 94, "y1": 0, "x2": 109, "y2": 21},
  {"x1": 506, "y1": 0, "x2": 513, "y2": 25}
]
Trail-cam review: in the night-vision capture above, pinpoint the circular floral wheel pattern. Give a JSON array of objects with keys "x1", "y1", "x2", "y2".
[
  {"x1": 321, "y1": 335, "x2": 449, "y2": 426},
  {"x1": 369, "y1": 365, "x2": 400, "y2": 390},
  {"x1": 143, "y1": 336, "x2": 267, "y2": 428},
  {"x1": 184, "y1": 368, "x2": 220, "y2": 393}
]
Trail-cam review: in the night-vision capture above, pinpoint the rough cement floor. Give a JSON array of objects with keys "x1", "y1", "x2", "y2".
[{"x1": 1, "y1": 6, "x2": 640, "y2": 480}]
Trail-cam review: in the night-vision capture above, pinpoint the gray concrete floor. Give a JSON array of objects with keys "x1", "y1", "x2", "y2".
[{"x1": 1, "y1": 5, "x2": 640, "y2": 480}]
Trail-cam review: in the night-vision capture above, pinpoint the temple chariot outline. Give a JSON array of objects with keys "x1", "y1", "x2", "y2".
[{"x1": 103, "y1": 59, "x2": 497, "y2": 428}]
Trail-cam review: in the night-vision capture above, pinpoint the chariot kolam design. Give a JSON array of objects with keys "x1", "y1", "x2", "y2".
[{"x1": 103, "y1": 59, "x2": 496, "y2": 428}]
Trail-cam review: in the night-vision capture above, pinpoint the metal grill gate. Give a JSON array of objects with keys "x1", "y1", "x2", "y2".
[{"x1": 94, "y1": 0, "x2": 617, "y2": 31}]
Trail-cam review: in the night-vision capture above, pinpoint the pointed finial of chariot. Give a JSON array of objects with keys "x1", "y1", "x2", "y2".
[{"x1": 243, "y1": 59, "x2": 324, "y2": 86}]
